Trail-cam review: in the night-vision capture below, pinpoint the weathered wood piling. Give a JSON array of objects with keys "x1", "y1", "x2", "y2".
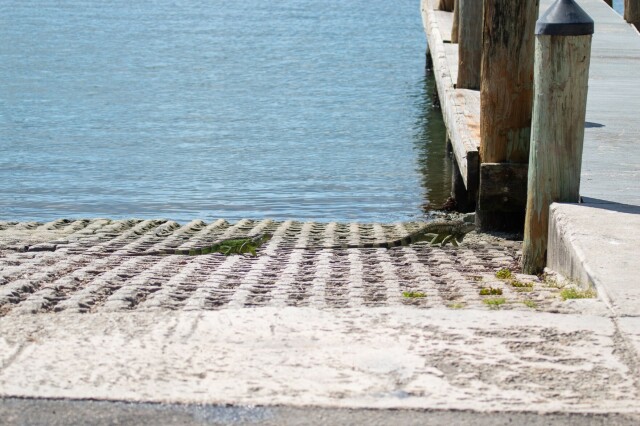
[
  {"x1": 422, "y1": 0, "x2": 600, "y2": 274},
  {"x1": 476, "y1": 0, "x2": 539, "y2": 231},
  {"x1": 522, "y1": 0, "x2": 594, "y2": 274},
  {"x1": 456, "y1": 0, "x2": 482, "y2": 90},
  {"x1": 451, "y1": 0, "x2": 460, "y2": 43},
  {"x1": 625, "y1": 0, "x2": 640, "y2": 29}
]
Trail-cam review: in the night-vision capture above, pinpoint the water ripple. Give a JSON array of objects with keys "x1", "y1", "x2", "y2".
[{"x1": 1, "y1": 0, "x2": 449, "y2": 223}]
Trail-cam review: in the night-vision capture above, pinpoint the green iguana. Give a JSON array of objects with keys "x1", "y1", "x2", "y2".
[
  {"x1": 142, "y1": 216, "x2": 475, "y2": 257},
  {"x1": 153, "y1": 233, "x2": 273, "y2": 257},
  {"x1": 323, "y1": 217, "x2": 475, "y2": 250}
]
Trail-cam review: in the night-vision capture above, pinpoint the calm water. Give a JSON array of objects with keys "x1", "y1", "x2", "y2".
[
  {"x1": 1, "y1": 0, "x2": 448, "y2": 223},
  {"x1": 614, "y1": 0, "x2": 624, "y2": 14}
]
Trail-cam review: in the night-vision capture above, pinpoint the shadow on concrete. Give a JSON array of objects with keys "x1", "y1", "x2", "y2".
[
  {"x1": 580, "y1": 198, "x2": 640, "y2": 215},
  {"x1": 1, "y1": 397, "x2": 639, "y2": 426}
]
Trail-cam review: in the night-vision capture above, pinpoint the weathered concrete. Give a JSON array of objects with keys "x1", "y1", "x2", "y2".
[
  {"x1": 548, "y1": 202, "x2": 640, "y2": 317},
  {"x1": 1, "y1": 308, "x2": 638, "y2": 413},
  {"x1": 619, "y1": 317, "x2": 640, "y2": 357},
  {"x1": 0, "y1": 218, "x2": 638, "y2": 416}
]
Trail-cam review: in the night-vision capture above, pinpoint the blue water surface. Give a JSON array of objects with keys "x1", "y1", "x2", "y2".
[
  {"x1": 1, "y1": 0, "x2": 449, "y2": 223},
  {"x1": 614, "y1": 0, "x2": 624, "y2": 14}
]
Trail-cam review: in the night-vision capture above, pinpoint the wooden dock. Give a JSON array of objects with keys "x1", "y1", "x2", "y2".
[
  {"x1": 422, "y1": 0, "x2": 640, "y2": 207},
  {"x1": 421, "y1": 1, "x2": 480, "y2": 204},
  {"x1": 421, "y1": 0, "x2": 640, "y2": 292}
]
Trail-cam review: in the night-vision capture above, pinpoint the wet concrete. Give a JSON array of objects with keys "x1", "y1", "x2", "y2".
[{"x1": 2, "y1": 398, "x2": 639, "y2": 426}]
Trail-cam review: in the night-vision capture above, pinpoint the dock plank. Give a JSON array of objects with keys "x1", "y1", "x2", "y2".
[
  {"x1": 422, "y1": 0, "x2": 479, "y2": 190},
  {"x1": 434, "y1": 10, "x2": 454, "y2": 43},
  {"x1": 444, "y1": 43, "x2": 458, "y2": 85}
]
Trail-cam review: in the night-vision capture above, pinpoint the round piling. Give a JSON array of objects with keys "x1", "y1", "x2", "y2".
[
  {"x1": 476, "y1": 0, "x2": 539, "y2": 232},
  {"x1": 451, "y1": 0, "x2": 459, "y2": 43},
  {"x1": 456, "y1": 0, "x2": 482, "y2": 90},
  {"x1": 522, "y1": 0, "x2": 594, "y2": 274}
]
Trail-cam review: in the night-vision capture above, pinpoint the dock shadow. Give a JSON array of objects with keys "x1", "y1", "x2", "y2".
[
  {"x1": 580, "y1": 197, "x2": 640, "y2": 215},
  {"x1": 412, "y1": 71, "x2": 452, "y2": 212}
]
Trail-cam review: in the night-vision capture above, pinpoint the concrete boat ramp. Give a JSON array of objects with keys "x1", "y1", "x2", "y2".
[
  {"x1": 0, "y1": 218, "x2": 639, "y2": 423},
  {"x1": 2, "y1": 0, "x2": 640, "y2": 422}
]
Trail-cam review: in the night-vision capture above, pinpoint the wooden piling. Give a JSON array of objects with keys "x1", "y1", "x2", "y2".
[
  {"x1": 451, "y1": 0, "x2": 460, "y2": 43},
  {"x1": 480, "y1": 0, "x2": 538, "y2": 164},
  {"x1": 522, "y1": 0, "x2": 594, "y2": 275},
  {"x1": 457, "y1": 0, "x2": 482, "y2": 90},
  {"x1": 625, "y1": 0, "x2": 640, "y2": 29},
  {"x1": 476, "y1": 0, "x2": 539, "y2": 231}
]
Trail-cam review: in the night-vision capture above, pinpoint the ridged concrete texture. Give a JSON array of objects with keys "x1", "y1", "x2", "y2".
[
  {"x1": 1, "y1": 218, "x2": 637, "y2": 417},
  {"x1": 0, "y1": 218, "x2": 599, "y2": 315}
]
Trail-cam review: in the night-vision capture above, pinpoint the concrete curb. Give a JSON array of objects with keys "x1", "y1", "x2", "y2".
[{"x1": 547, "y1": 202, "x2": 640, "y2": 318}]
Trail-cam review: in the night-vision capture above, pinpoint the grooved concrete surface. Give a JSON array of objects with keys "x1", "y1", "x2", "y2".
[
  {"x1": 1, "y1": 218, "x2": 638, "y2": 417},
  {"x1": 0, "y1": 218, "x2": 598, "y2": 315}
]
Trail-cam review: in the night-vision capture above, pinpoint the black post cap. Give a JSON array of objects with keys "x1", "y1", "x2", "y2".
[{"x1": 536, "y1": 0, "x2": 594, "y2": 36}]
